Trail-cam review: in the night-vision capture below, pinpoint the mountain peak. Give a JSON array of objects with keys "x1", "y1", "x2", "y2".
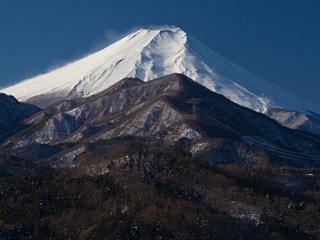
[
  {"x1": 138, "y1": 25, "x2": 182, "y2": 32},
  {"x1": 1, "y1": 27, "x2": 320, "y2": 116}
]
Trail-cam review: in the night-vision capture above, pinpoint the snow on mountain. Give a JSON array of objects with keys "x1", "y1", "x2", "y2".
[{"x1": 1, "y1": 26, "x2": 320, "y2": 115}]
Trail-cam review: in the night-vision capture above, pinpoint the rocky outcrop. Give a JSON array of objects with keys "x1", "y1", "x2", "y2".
[{"x1": 0, "y1": 93, "x2": 41, "y2": 134}]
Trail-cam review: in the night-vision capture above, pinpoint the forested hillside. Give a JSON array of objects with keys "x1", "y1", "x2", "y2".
[{"x1": 1, "y1": 146, "x2": 320, "y2": 239}]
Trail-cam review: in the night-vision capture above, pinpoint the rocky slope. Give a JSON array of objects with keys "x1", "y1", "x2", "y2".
[
  {"x1": 266, "y1": 108, "x2": 320, "y2": 135},
  {"x1": 1, "y1": 74, "x2": 320, "y2": 168},
  {"x1": 0, "y1": 93, "x2": 41, "y2": 135}
]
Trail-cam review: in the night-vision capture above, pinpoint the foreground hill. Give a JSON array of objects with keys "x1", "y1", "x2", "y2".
[{"x1": 1, "y1": 74, "x2": 320, "y2": 169}]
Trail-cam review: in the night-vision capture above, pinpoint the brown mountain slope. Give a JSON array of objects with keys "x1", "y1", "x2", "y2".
[{"x1": 1, "y1": 74, "x2": 320, "y2": 168}]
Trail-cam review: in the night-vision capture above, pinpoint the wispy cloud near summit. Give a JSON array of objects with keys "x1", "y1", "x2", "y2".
[{"x1": 91, "y1": 25, "x2": 180, "y2": 52}]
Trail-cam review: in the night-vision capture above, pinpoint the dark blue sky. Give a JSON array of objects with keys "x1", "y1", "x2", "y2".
[{"x1": 1, "y1": 0, "x2": 319, "y2": 106}]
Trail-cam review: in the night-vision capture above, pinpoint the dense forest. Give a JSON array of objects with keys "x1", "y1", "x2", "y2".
[{"x1": 1, "y1": 146, "x2": 320, "y2": 239}]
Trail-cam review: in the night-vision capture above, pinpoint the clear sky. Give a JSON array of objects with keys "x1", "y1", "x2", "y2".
[{"x1": 1, "y1": 0, "x2": 319, "y2": 107}]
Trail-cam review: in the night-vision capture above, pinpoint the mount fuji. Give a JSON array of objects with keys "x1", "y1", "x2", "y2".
[{"x1": 1, "y1": 27, "x2": 320, "y2": 133}]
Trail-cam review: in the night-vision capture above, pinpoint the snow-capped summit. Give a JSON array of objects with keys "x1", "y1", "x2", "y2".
[{"x1": 1, "y1": 27, "x2": 320, "y2": 115}]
